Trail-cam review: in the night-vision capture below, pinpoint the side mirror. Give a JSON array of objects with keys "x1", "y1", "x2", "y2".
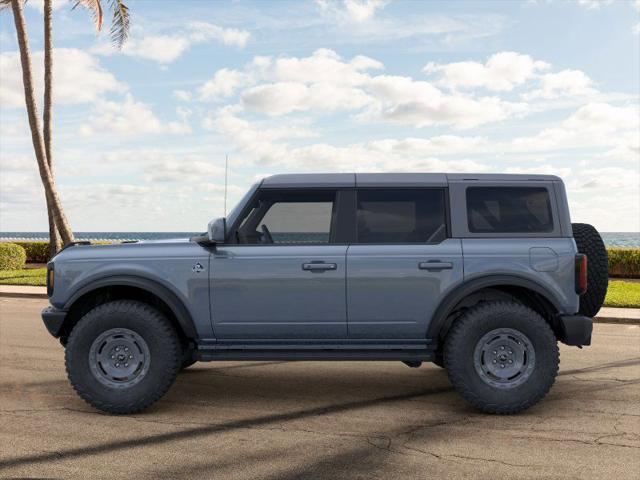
[{"x1": 208, "y1": 217, "x2": 226, "y2": 243}]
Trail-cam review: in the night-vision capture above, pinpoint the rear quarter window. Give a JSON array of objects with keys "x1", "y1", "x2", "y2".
[{"x1": 466, "y1": 187, "x2": 553, "y2": 233}]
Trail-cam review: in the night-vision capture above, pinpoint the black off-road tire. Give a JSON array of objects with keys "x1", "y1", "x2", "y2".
[
  {"x1": 572, "y1": 223, "x2": 608, "y2": 317},
  {"x1": 444, "y1": 301, "x2": 559, "y2": 414},
  {"x1": 65, "y1": 300, "x2": 182, "y2": 414},
  {"x1": 432, "y1": 352, "x2": 444, "y2": 368}
]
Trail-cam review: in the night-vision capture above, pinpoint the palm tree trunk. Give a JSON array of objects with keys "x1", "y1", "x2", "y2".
[
  {"x1": 10, "y1": 0, "x2": 74, "y2": 245},
  {"x1": 43, "y1": 0, "x2": 61, "y2": 256}
]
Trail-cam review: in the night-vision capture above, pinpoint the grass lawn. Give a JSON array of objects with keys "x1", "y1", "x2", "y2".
[
  {"x1": 0, "y1": 268, "x2": 638, "y2": 308},
  {"x1": 0, "y1": 268, "x2": 46, "y2": 286},
  {"x1": 604, "y1": 280, "x2": 640, "y2": 308}
]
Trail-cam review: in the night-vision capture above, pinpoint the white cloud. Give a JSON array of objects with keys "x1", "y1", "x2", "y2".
[
  {"x1": 24, "y1": 0, "x2": 66, "y2": 12},
  {"x1": 93, "y1": 22, "x2": 250, "y2": 65},
  {"x1": 424, "y1": 52, "x2": 550, "y2": 91},
  {"x1": 173, "y1": 90, "x2": 193, "y2": 102},
  {"x1": 567, "y1": 166, "x2": 640, "y2": 231},
  {"x1": 195, "y1": 49, "x2": 528, "y2": 129},
  {"x1": 199, "y1": 69, "x2": 251, "y2": 101},
  {"x1": 271, "y1": 48, "x2": 373, "y2": 84},
  {"x1": 144, "y1": 158, "x2": 225, "y2": 183},
  {"x1": 509, "y1": 102, "x2": 640, "y2": 159},
  {"x1": 576, "y1": 0, "x2": 614, "y2": 9},
  {"x1": 361, "y1": 74, "x2": 528, "y2": 128},
  {"x1": 207, "y1": 107, "x2": 491, "y2": 171},
  {"x1": 123, "y1": 36, "x2": 190, "y2": 64},
  {"x1": 209, "y1": 100, "x2": 639, "y2": 172},
  {"x1": 366, "y1": 135, "x2": 489, "y2": 157},
  {"x1": 0, "y1": 48, "x2": 126, "y2": 109},
  {"x1": 187, "y1": 21, "x2": 251, "y2": 48},
  {"x1": 242, "y1": 81, "x2": 373, "y2": 115},
  {"x1": 315, "y1": 0, "x2": 390, "y2": 23},
  {"x1": 523, "y1": 69, "x2": 596, "y2": 100},
  {"x1": 80, "y1": 94, "x2": 191, "y2": 136}
]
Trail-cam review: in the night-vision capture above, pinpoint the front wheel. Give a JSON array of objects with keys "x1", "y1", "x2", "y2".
[
  {"x1": 180, "y1": 345, "x2": 197, "y2": 370},
  {"x1": 65, "y1": 300, "x2": 182, "y2": 414},
  {"x1": 444, "y1": 301, "x2": 559, "y2": 414}
]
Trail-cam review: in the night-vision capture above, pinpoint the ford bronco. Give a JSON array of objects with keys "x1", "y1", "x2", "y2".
[{"x1": 41, "y1": 173, "x2": 608, "y2": 414}]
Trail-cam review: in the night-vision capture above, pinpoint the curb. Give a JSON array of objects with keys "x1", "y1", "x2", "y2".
[
  {"x1": 592, "y1": 316, "x2": 640, "y2": 325},
  {"x1": 0, "y1": 291, "x2": 48, "y2": 300},
  {"x1": 1, "y1": 290, "x2": 639, "y2": 325}
]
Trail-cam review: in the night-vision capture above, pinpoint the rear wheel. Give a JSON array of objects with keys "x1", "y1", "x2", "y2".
[
  {"x1": 444, "y1": 301, "x2": 559, "y2": 414},
  {"x1": 572, "y1": 223, "x2": 608, "y2": 317},
  {"x1": 65, "y1": 300, "x2": 182, "y2": 414}
]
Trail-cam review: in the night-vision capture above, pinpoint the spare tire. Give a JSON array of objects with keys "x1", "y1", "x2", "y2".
[{"x1": 572, "y1": 223, "x2": 608, "y2": 317}]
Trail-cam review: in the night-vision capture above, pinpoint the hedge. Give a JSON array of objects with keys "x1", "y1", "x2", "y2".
[
  {"x1": 0, "y1": 243, "x2": 27, "y2": 270},
  {"x1": 15, "y1": 241, "x2": 51, "y2": 263},
  {"x1": 608, "y1": 248, "x2": 640, "y2": 278},
  {"x1": 11, "y1": 241, "x2": 114, "y2": 263}
]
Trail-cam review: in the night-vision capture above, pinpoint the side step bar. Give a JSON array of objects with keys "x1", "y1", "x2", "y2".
[
  {"x1": 195, "y1": 340, "x2": 437, "y2": 362},
  {"x1": 197, "y1": 350, "x2": 435, "y2": 361}
]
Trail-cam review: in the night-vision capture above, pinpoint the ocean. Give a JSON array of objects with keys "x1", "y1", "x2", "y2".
[{"x1": 1, "y1": 231, "x2": 638, "y2": 247}]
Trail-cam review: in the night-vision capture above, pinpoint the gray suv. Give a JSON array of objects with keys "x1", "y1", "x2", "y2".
[{"x1": 41, "y1": 173, "x2": 608, "y2": 415}]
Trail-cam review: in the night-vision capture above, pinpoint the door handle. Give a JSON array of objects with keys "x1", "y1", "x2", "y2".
[
  {"x1": 302, "y1": 262, "x2": 337, "y2": 272},
  {"x1": 419, "y1": 261, "x2": 453, "y2": 271}
]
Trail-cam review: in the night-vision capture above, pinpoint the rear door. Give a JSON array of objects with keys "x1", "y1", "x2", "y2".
[
  {"x1": 211, "y1": 188, "x2": 350, "y2": 339},
  {"x1": 346, "y1": 187, "x2": 463, "y2": 339}
]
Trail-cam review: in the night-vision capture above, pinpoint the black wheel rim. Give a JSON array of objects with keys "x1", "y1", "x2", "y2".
[
  {"x1": 89, "y1": 328, "x2": 151, "y2": 389},
  {"x1": 473, "y1": 328, "x2": 535, "y2": 389}
]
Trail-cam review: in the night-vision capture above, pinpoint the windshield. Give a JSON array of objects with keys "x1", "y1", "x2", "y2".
[{"x1": 226, "y1": 182, "x2": 259, "y2": 227}]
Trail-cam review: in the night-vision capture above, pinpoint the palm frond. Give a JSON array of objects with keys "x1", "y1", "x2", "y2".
[
  {"x1": 73, "y1": 0, "x2": 103, "y2": 33},
  {"x1": 109, "y1": 0, "x2": 129, "y2": 49}
]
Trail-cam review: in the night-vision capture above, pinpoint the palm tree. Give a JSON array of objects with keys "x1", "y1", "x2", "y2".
[
  {"x1": 41, "y1": 0, "x2": 130, "y2": 254},
  {"x1": 75, "y1": 0, "x2": 130, "y2": 48},
  {"x1": 3, "y1": 0, "x2": 130, "y2": 252},
  {"x1": 6, "y1": 0, "x2": 74, "y2": 245},
  {"x1": 43, "y1": 0, "x2": 61, "y2": 254}
]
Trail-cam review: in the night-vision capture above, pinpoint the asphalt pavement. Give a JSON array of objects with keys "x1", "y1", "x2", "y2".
[{"x1": 1, "y1": 297, "x2": 639, "y2": 479}]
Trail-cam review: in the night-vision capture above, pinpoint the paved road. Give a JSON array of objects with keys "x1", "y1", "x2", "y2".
[{"x1": 1, "y1": 298, "x2": 638, "y2": 479}]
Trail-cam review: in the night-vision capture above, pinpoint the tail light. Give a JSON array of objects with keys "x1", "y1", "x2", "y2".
[
  {"x1": 575, "y1": 254, "x2": 587, "y2": 295},
  {"x1": 46, "y1": 264, "x2": 54, "y2": 297}
]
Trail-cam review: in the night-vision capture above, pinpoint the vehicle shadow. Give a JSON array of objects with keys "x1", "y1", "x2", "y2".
[{"x1": 168, "y1": 361, "x2": 453, "y2": 407}]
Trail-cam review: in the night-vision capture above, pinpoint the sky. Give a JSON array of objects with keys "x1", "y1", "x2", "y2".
[{"x1": 0, "y1": 0, "x2": 639, "y2": 233}]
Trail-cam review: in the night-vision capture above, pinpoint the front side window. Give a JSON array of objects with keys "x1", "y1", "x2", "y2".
[
  {"x1": 235, "y1": 190, "x2": 336, "y2": 244},
  {"x1": 356, "y1": 189, "x2": 447, "y2": 244},
  {"x1": 466, "y1": 187, "x2": 553, "y2": 233}
]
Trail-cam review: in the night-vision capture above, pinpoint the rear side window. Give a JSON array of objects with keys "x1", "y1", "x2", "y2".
[
  {"x1": 356, "y1": 189, "x2": 447, "y2": 244},
  {"x1": 466, "y1": 187, "x2": 553, "y2": 233}
]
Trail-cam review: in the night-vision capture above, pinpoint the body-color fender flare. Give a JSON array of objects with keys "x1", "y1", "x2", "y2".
[
  {"x1": 64, "y1": 275, "x2": 198, "y2": 339},
  {"x1": 426, "y1": 274, "x2": 564, "y2": 340}
]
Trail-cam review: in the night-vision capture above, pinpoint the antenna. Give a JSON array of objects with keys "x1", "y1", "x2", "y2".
[{"x1": 223, "y1": 154, "x2": 229, "y2": 217}]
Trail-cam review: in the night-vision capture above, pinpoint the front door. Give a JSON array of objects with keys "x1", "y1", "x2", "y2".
[
  {"x1": 211, "y1": 188, "x2": 348, "y2": 339},
  {"x1": 346, "y1": 188, "x2": 463, "y2": 339}
]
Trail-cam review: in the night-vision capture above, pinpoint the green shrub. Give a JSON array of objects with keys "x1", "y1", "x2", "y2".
[
  {"x1": 607, "y1": 248, "x2": 640, "y2": 278},
  {"x1": 15, "y1": 241, "x2": 51, "y2": 263},
  {"x1": 0, "y1": 243, "x2": 27, "y2": 270}
]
